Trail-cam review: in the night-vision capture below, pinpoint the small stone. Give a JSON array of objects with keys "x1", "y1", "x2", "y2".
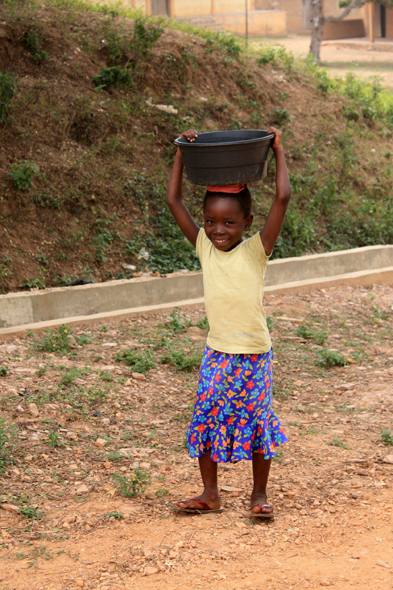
[
  {"x1": 139, "y1": 462, "x2": 150, "y2": 470},
  {"x1": 132, "y1": 372, "x2": 146, "y2": 381},
  {"x1": 383, "y1": 455, "x2": 393, "y2": 464},
  {"x1": 351, "y1": 494, "x2": 358, "y2": 499},
  {"x1": 76, "y1": 484, "x2": 89, "y2": 494},
  {"x1": 0, "y1": 503, "x2": 19, "y2": 513},
  {"x1": 104, "y1": 461, "x2": 111, "y2": 469},
  {"x1": 376, "y1": 560, "x2": 391, "y2": 569},
  {"x1": 320, "y1": 582, "x2": 331, "y2": 587},
  {"x1": 95, "y1": 437, "x2": 107, "y2": 447},
  {"x1": 16, "y1": 404, "x2": 24, "y2": 413},
  {"x1": 144, "y1": 566, "x2": 159, "y2": 576},
  {"x1": 75, "y1": 579, "x2": 84, "y2": 587},
  {"x1": 28, "y1": 402, "x2": 39, "y2": 417}
]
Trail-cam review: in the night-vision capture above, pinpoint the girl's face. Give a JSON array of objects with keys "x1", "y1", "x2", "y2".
[{"x1": 204, "y1": 196, "x2": 253, "y2": 252}]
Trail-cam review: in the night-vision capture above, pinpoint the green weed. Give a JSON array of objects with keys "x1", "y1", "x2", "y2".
[
  {"x1": 381, "y1": 429, "x2": 393, "y2": 446},
  {"x1": 327, "y1": 434, "x2": 350, "y2": 450},
  {"x1": 113, "y1": 468, "x2": 151, "y2": 497},
  {"x1": 8, "y1": 160, "x2": 38, "y2": 191},
  {"x1": 30, "y1": 324, "x2": 72, "y2": 354},
  {"x1": 93, "y1": 66, "x2": 133, "y2": 90},
  {"x1": 297, "y1": 323, "x2": 327, "y2": 345},
  {"x1": 19, "y1": 506, "x2": 43, "y2": 520},
  {"x1": 196, "y1": 316, "x2": 209, "y2": 331},
  {"x1": 105, "y1": 511, "x2": 124, "y2": 519},
  {"x1": 0, "y1": 71, "x2": 17, "y2": 122},
  {"x1": 20, "y1": 276, "x2": 46, "y2": 290},
  {"x1": 0, "y1": 367, "x2": 8, "y2": 376},
  {"x1": 115, "y1": 349, "x2": 156, "y2": 375},
  {"x1": 161, "y1": 347, "x2": 202, "y2": 372},
  {"x1": 0, "y1": 418, "x2": 17, "y2": 473},
  {"x1": 155, "y1": 488, "x2": 169, "y2": 497},
  {"x1": 46, "y1": 431, "x2": 64, "y2": 449},
  {"x1": 22, "y1": 26, "x2": 49, "y2": 64},
  {"x1": 167, "y1": 307, "x2": 191, "y2": 334},
  {"x1": 316, "y1": 349, "x2": 347, "y2": 368}
]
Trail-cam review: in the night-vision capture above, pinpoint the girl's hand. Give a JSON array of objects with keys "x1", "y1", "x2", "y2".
[
  {"x1": 267, "y1": 126, "x2": 283, "y2": 151},
  {"x1": 178, "y1": 129, "x2": 198, "y2": 143}
]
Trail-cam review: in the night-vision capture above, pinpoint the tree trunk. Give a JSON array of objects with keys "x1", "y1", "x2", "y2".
[{"x1": 309, "y1": 0, "x2": 325, "y2": 63}]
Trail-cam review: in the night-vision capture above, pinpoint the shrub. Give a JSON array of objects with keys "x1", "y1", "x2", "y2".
[
  {"x1": 161, "y1": 347, "x2": 202, "y2": 372},
  {"x1": 0, "y1": 366, "x2": 8, "y2": 376},
  {"x1": 0, "y1": 418, "x2": 17, "y2": 473},
  {"x1": 22, "y1": 27, "x2": 49, "y2": 64},
  {"x1": 317, "y1": 349, "x2": 347, "y2": 368},
  {"x1": 0, "y1": 71, "x2": 17, "y2": 122},
  {"x1": 297, "y1": 323, "x2": 327, "y2": 345},
  {"x1": 113, "y1": 468, "x2": 151, "y2": 497},
  {"x1": 93, "y1": 66, "x2": 133, "y2": 89},
  {"x1": 30, "y1": 324, "x2": 72, "y2": 354},
  {"x1": 381, "y1": 429, "x2": 393, "y2": 446},
  {"x1": 8, "y1": 160, "x2": 38, "y2": 191},
  {"x1": 115, "y1": 349, "x2": 156, "y2": 375}
]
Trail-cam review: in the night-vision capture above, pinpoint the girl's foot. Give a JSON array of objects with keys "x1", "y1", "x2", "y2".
[
  {"x1": 176, "y1": 491, "x2": 221, "y2": 511},
  {"x1": 250, "y1": 491, "x2": 273, "y2": 515}
]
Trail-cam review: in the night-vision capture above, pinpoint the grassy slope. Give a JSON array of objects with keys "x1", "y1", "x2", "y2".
[{"x1": 0, "y1": 0, "x2": 392, "y2": 294}]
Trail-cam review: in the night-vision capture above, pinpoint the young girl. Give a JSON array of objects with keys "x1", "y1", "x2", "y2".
[{"x1": 166, "y1": 127, "x2": 291, "y2": 517}]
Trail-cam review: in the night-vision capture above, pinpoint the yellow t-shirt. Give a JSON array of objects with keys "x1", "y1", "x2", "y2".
[{"x1": 196, "y1": 228, "x2": 272, "y2": 354}]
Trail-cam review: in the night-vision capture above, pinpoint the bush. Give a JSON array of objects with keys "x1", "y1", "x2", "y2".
[
  {"x1": 0, "y1": 71, "x2": 17, "y2": 122},
  {"x1": 114, "y1": 468, "x2": 151, "y2": 497},
  {"x1": 115, "y1": 349, "x2": 156, "y2": 375},
  {"x1": 161, "y1": 347, "x2": 202, "y2": 372},
  {"x1": 8, "y1": 160, "x2": 38, "y2": 191},
  {"x1": 30, "y1": 324, "x2": 72, "y2": 354},
  {"x1": 317, "y1": 349, "x2": 347, "y2": 368},
  {"x1": 93, "y1": 66, "x2": 133, "y2": 89},
  {"x1": 23, "y1": 27, "x2": 49, "y2": 64},
  {"x1": 0, "y1": 418, "x2": 17, "y2": 473}
]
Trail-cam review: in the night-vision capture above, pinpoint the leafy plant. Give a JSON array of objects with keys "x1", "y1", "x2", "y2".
[
  {"x1": 60, "y1": 366, "x2": 88, "y2": 386},
  {"x1": 19, "y1": 506, "x2": 43, "y2": 520},
  {"x1": 113, "y1": 468, "x2": 151, "y2": 497},
  {"x1": 8, "y1": 160, "x2": 38, "y2": 191},
  {"x1": 0, "y1": 366, "x2": 8, "y2": 376},
  {"x1": 20, "y1": 276, "x2": 46, "y2": 290},
  {"x1": 115, "y1": 349, "x2": 156, "y2": 375},
  {"x1": 327, "y1": 434, "x2": 350, "y2": 450},
  {"x1": 30, "y1": 324, "x2": 72, "y2": 354},
  {"x1": 381, "y1": 429, "x2": 393, "y2": 446},
  {"x1": 0, "y1": 71, "x2": 17, "y2": 122},
  {"x1": 196, "y1": 316, "x2": 209, "y2": 331},
  {"x1": 161, "y1": 347, "x2": 202, "y2": 372},
  {"x1": 297, "y1": 323, "x2": 327, "y2": 345},
  {"x1": 0, "y1": 418, "x2": 17, "y2": 473},
  {"x1": 93, "y1": 66, "x2": 133, "y2": 90},
  {"x1": 22, "y1": 27, "x2": 49, "y2": 64},
  {"x1": 167, "y1": 307, "x2": 191, "y2": 334},
  {"x1": 271, "y1": 107, "x2": 291, "y2": 125},
  {"x1": 105, "y1": 511, "x2": 124, "y2": 519},
  {"x1": 316, "y1": 349, "x2": 347, "y2": 368},
  {"x1": 47, "y1": 431, "x2": 64, "y2": 448}
]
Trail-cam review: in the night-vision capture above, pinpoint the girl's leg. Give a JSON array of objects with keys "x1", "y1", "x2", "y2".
[
  {"x1": 176, "y1": 451, "x2": 221, "y2": 510},
  {"x1": 251, "y1": 452, "x2": 273, "y2": 514}
]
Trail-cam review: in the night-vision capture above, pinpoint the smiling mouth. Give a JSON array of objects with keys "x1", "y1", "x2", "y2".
[{"x1": 214, "y1": 238, "x2": 229, "y2": 244}]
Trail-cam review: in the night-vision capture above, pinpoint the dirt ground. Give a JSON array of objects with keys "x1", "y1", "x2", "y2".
[
  {"x1": 252, "y1": 35, "x2": 393, "y2": 90},
  {"x1": 0, "y1": 282, "x2": 393, "y2": 589}
]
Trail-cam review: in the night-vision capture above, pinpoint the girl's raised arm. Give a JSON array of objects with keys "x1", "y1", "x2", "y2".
[
  {"x1": 260, "y1": 127, "x2": 291, "y2": 256},
  {"x1": 166, "y1": 130, "x2": 200, "y2": 248}
]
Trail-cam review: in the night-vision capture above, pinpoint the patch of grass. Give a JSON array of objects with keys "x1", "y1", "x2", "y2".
[
  {"x1": 167, "y1": 307, "x2": 191, "y2": 334},
  {"x1": 161, "y1": 347, "x2": 202, "y2": 372},
  {"x1": 22, "y1": 26, "x2": 49, "y2": 64},
  {"x1": 60, "y1": 366, "x2": 89, "y2": 386},
  {"x1": 29, "y1": 324, "x2": 72, "y2": 354},
  {"x1": 105, "y1": 511, "x2": 124, "y2": 520},
  {"x1": 113, "y1": 468, "x2": 151, "y2": 497},
  {"x1": 381, "y1": 429, "x2": 393, "y2": 446},
  {"x1": 297, "y1": 322, "x2": 328, "y2": 345},
  {"x1": 327, "y1": 434, "x2": 350, "y2": 450},
  {"x1": 0, "y1": 418, "x2": 17, "y2": 473},
  {"x1": 19, "y1": 506, "x2": 43, "y2": 520},
  {"x1": 93, "y1": 66, "x2": 133, "y2": 90},
  {"x1": 316, "y1": 349, "x2": 347, "y2": 368},
  {"x1": 0, "y1": 71, "x2": 17, "y2": 122},
  {"x1": 46, "y1": 431, "x2": 64, "y2": 449},
  {"x1": 115, "y1": 349, "x2": 156, "y2": 375},
  {"x1": 8, "y1": 160, "x2": 39, "y2": 191}
]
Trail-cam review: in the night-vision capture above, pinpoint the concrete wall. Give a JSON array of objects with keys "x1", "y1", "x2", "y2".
[
  {"x1": 323, "y1": 19, "x2": 365, "y2": 40},
  {"x1": 1, "y1": 245, "x2": 392, "y2": 331},
  {"x1": 177, "y1": 10, "x2": 286, "y2": 36}
]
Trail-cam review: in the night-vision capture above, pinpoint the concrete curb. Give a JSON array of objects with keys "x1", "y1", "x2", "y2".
[
  {"x1": 0, "y1": 266, "x2": 392, "y2": 339},
  {"x1": 0, "y1": 245, "x2": 392, "y2": 336}
]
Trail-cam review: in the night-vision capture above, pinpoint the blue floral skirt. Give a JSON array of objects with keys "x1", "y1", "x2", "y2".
[{"x1": 185, "y1": 346, "x2": 287, "y2": 463}]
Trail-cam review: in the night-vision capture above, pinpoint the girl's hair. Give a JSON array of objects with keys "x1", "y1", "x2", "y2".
[{"x1": 203, "y1": 187, "x2": 252, "y2": 218}]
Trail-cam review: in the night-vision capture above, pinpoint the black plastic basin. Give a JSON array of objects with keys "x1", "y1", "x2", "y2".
[{"x1": 174, "y1": 129, "x2": 274, "y2": 186}]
